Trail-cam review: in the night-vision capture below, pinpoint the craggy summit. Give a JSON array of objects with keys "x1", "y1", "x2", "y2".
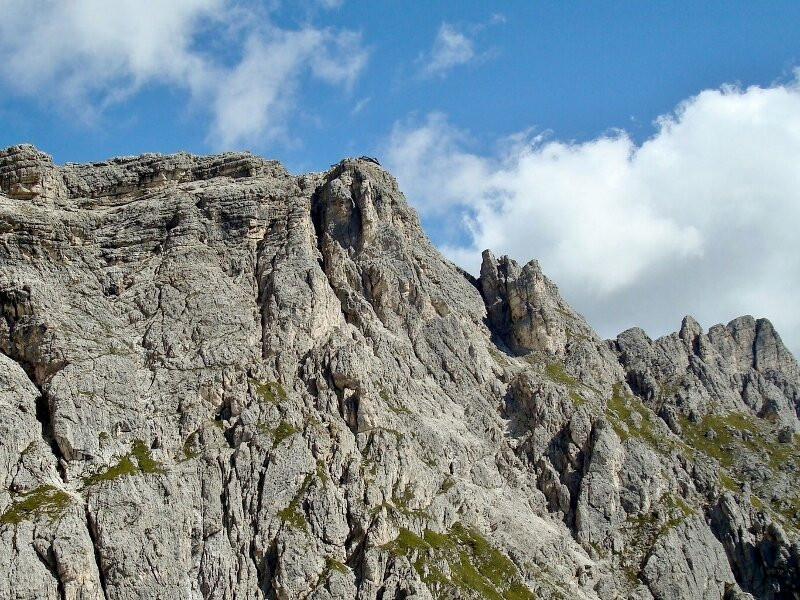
[{"x1": 0, "y1": 144, "x2": 798, "y2": 599}]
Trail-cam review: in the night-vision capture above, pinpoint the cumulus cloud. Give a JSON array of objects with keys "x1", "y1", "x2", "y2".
[
  {"x1": 418, "y1": 23, "x2": 476, "y2": 78},
  {"x1": 385, "y1": 76, "x2": 800, "y2": 353},
  {"x1": 0, "y1": 0, "x2": 367, "y2": 148}
]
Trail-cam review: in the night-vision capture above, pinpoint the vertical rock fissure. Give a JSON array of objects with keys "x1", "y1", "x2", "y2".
[
  {"x1": 248, "y1": 460, "x2": 268, "y2": 586},
  {"x1": 33, "y1": 544, "x2": 67, "y2": 600},
  {"x1": 254, "y1": 233, "x2": 272, "y2": 362},
  {"x1": 0, "y1": 348, "x2": 116, "y2": 597},
  {"x1": 262, "y1": 538, "x2": 280, "y2": 597},
  {"x1": 344, "y1": 505, "x2": 367, "y2": 590},
  {"x1": 309, "y1": 179, "x2": 358, "y2": 329},
  {"x1": 85, "y1": 504, "x2": 110, "y2": 600},
  {"x1": 33, "y1": 391, "x2": 67, "y2": 484},
  {"x1": 751, "y1": 320, "x2": 763, "y2": 372},
  {"x1": 0, "y1": 345, "x2": 68, "y2": 485},
  {"x1": 309, "y1": 184, "x2": 325, "y2": 260},
  {"x1": 309, "y1": 191, "x2": 334, "y2": 291}
]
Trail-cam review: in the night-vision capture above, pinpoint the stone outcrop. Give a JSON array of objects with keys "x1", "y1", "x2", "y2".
[{"x1": 0, "y1": 144, "x2": 797, "y2": 599}]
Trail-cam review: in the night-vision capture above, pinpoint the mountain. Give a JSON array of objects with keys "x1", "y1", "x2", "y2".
[{"x1": 0, "y1": 144, "x2": 798, "y2": 600}]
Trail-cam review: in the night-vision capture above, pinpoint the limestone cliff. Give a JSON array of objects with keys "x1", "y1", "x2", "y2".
[{"x1": 0, "y1": 144, "x2": 797, "y2": 599}]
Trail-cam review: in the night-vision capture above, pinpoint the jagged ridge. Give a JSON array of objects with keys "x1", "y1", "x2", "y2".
[{"x1": 0, "y1": 144, "x2": 797, "y2": 600}]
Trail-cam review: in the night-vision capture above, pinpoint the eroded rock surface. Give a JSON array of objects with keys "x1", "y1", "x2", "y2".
[{"x1": 0, "y1": 143, "x2": 797, "y2": 599}]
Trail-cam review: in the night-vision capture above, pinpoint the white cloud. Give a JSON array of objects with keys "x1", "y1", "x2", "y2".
[
  {"x1": 351, "y1": 97, "x2": 371, "y2": 115},
  {"x1": 385, "y1": 75, "x2": 800, "y2": 353},
  {"x1": 0, "y1": 0, "x2": 367, "y2": 148},
  {"x1": 207, "y1": 28, "x2": 366, "y2": 148},
  {"x1": 418, "y1": 23, "x2": 475, "y2": 78}
]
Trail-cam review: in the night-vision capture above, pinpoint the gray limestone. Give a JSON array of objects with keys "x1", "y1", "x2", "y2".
[{"x1": 0, "y1": 143, "x2": 797, "y2": 599}]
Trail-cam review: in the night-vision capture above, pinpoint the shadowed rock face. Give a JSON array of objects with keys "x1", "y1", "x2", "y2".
[{"x1": 0, "y1": 144, "x2": 798, "y2": 600}]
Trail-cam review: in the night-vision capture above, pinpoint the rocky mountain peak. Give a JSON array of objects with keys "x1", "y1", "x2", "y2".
[
  {"x1": 0, "y1": 145, "x2": 798, "y2": 600},
  {"x1": 478, "y1": 249, "x2": 598, "y2": 356}
]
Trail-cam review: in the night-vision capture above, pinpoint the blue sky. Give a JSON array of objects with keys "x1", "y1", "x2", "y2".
[
  {"x1": 2, "y1": 1, "x2": 800, "y2": 352},
  {"x1": 3, "y1": 2, "x2": 799, "y2": 168}
]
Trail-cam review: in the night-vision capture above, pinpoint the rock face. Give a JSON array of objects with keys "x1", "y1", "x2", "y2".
[{"x1": 0, "y1": 143, "x2": 798, "y2": 599}]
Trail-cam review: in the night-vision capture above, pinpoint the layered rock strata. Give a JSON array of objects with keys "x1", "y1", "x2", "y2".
[{"x1": 0, "y1": 144, "x2": 798, "y2": 599}]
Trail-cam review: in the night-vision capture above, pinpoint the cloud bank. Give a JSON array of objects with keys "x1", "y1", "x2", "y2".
[
  {"x1": 0, "y1": 0, "x2": 367, "y2": 148},
  {"x1": 386, "y1": 75, "x2": 800, "y2": 353}
]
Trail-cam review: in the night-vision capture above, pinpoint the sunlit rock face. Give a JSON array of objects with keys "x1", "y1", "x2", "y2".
[{"x1": 0, "y1": 144, "x2": 797, "y2": 600}]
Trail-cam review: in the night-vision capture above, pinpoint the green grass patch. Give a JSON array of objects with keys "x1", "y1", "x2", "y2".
[
  {"x1": 0, "y1": 485, "x2": 71, "y2": 525},
  {"x1": 315, "y1": 556, "x2": 352, "y2": 590},
  {"x1": 370, "y1": 485, "x2": 429, "y2": 519},
  {"x1": 382, "y1": 523, "x2": 535, "y2": 600},
  {"x1": 623, "y1": 493, "x2": 695, "y2": 556},
  {"x1": 678, "y1": 411, "x2": 800, "y2": 474},
  {"x1": 719, "y1": 471, "x2": 741, "y2": 493},
  {"x1": 678, "y1": 413, "x2": 749, "y2": 467},
  {"x1": 277, "y1": 504, "x2": 306, "y2": 529},
  {"x1": 387, "y1": 527, "x2": 429, "y2": 552},
  {"x1": 183, "y1": 431, "x2": 200, "y2": 460},
  {"x1": 271, "y1": 421, "x2": 299, "y2": 449},
  {"x1": 325, "y1": 556, "x2": 350, "y2": 575},
  {"x1": 762, "y1": 432, "x2": 800, "y2": 474},
  {"x1": 545, "y1": 363, "x2": 579, "y2": 388},
  {"x1": 660, "y1": 494, "x2": 694, "y2": 533},
  {"x1": 589, "y1": 541, "x2": 607, "y2": 559},
  {"x1": 606, "y1": 383, "x2": 671, "y2": 451},
  {"x1": 663, "y1": 494, "x2": 693, "y2": 518},
  {"x1": 83, "y1": 439, "x2": 164, "y2": 486},
  {"x1": 278, "y1": 474, "x2": 311, "y2": 529},
  {"x1": 83, "y1": 454, "x2": 137, "y2": 485},
  {"x1": 569, "y1": 390, "x2": 585, "y2": 406},
  {"x1": 249, "y1": 379, "x2": 287, "y2": 404},
  {"x1": 391, "y1": 484, "x2": 422, "y2": 515},
  {"x1": 625, "y1": 510, "x2": 658, "y2": 530},
  {"x1": 545, "y1": 362, "x2": 598, "y2": 404},
  {"x1": 361, "y1": 456, "x2": 379, "y2": 478},
  {"x1": 387, "y1": 403, "x2": 411, "y2": 416},
  {"x1": 770, "y1": 495, "x2": 800, "y2": 532},
  {"x1": 316, "y1": 459, "x2": 329, "y2": 488},
  {"x1": 439, "y1": 477, "x2": 456, "y2": 494},
  {"x1": 488, "y1": 347, "x2": 509, "y2": 367},
  {"x1": 131, "y1": 439, "x2": 165, "y2": 474}
]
